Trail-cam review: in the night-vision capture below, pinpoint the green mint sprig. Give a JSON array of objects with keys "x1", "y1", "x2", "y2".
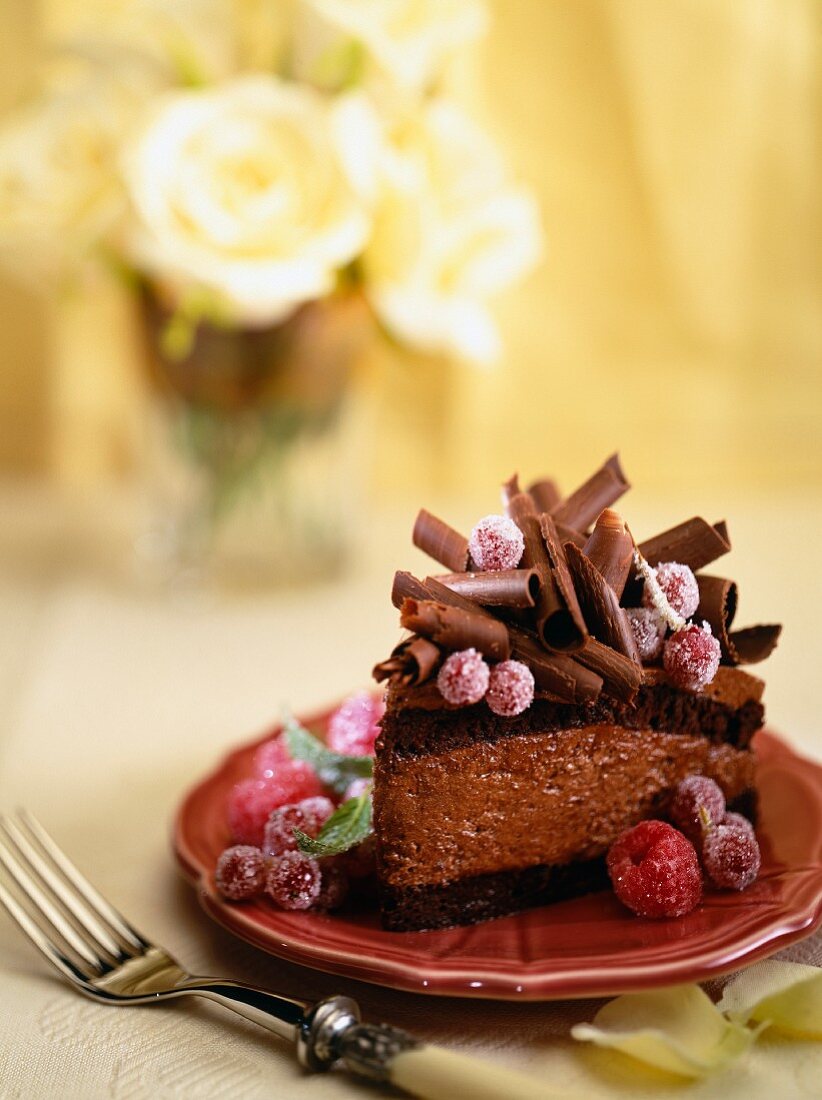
[
  {"x1": 294, "y1": 791, "x2": 372, "y2": 857},
  {"x1": 283, "y1": 715, "x2": 373, "y2": 797}
]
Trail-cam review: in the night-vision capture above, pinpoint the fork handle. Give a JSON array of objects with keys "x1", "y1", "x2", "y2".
[
  {"x1": 181, "y1": 978, "x2": 308, "y2": 1043},
  {"x1": 388, "y1": 1043, "x2": 555, "y2": 1100}
]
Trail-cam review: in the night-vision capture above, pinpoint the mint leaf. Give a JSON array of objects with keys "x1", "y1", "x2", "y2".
[
  {"x1": 294, "y1": 793, "x2": 372, "y2": 857},
  {"x1": 284, "y1": 717, "x2": 372, "y2": 796}
]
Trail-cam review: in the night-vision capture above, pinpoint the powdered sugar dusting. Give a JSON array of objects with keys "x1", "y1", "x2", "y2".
[
  {"x1": 436, "y1": 647, "x2": 490, "y2": 706},
  {"x1": 643, "y1": 561, "x2": 700, "y2": 619},
  {"x1": 663, "y1": 622, "x2": 721, "y2": 691},
  {"x1": 468, "y1": 514, "x2": 525, "y2": 571},
  {"x1": 486, "y1": 660, "x2": 535, "y2": 716},
  {"x1": 625, "y1": 607, "x2": 666, "y2": 661}
]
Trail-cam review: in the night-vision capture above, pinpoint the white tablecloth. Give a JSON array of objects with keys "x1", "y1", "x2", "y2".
[{"x1": 0, "y1": 487, "x2": 820, "y2": 1098}]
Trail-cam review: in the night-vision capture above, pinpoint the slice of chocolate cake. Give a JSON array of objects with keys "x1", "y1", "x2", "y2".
[{"x1": 371, "y1": 456, "x2": 781, "y2": 932}]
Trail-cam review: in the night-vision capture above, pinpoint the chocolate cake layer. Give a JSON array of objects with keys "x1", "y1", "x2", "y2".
[{"x1": 373, "y1": 673, "x2": 762, "y2": 931}]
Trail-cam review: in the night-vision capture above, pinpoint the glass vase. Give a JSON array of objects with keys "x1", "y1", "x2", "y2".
[{"x1": 135, "y1": 289, "x2": 373, "y2": 589}]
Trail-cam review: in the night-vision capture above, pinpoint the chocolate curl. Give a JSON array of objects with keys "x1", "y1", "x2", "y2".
[
  {"x1": 697, "y1": 575, "x2": 781, "y2": 665},
  {"x1": 412, "y1": 509, "x2": 469, "y2": 573},
  {"x1": 555, "y1": 522, "x2": 587, "y2": 549},
  {"x1": 551, "y1": 454, "x2": 629, "y2": 532},
  {"x1": 565, "y1": 542, "x2": 641, "y2": 663},
  {"x1": 501, "y1": 473, "x2": 523, "y2": 509},
  {"x1": 509, "y1": 629, "x2": 602, "y2": 704},
  {"x1": 400, "y1": 597, "x2": 511, "y2": 661},
  {"x1": 433, "y1": 569, "x2": 540, "y2": 609},
  {"x1": 574, "y1": 638, "x2": 641, "y2": 704},
  {"x1": 392, "y1": 570, "x2": 431, "y2": 609},
  {"x1": 639, "y1": 517, "x2": 731, "y2": 571},
  {"x1": 511, "y1": 506, "x2": 586, "y2": 651},
  {"x1": 527, "y1": 478, "x2": 561, "y2": 513},
  {"x1": 538, "y1": 514, "x2": 589, "y2": 650},
  {"x1": 373, "y1": 635, "x2": 441, "y2": 687},
  {"x1": 583, "y1": 509, "x2": 634, "y2": 598}
]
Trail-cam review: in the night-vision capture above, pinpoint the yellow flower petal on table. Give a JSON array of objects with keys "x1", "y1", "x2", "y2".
[
  {"x1": 717, "y1": 960, "x2": 822, "y2": 1038},
  {"x1": 571, "y1": 985, "x2": 756, "y2": 1079}
]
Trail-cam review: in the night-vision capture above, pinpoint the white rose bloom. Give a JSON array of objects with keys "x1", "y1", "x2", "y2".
[
  {"x1": 364, "y1": 100, "x2": 543, "y2": 364},
  {"x1": 293, "y1": 0, "x2": 488, "y2": 102},
  {"x1": 123, "y1": 77, "x2": 378, "y2": 326},
  {"x1": 0, "y1": 81, "x2": 138, "y2": 277}
]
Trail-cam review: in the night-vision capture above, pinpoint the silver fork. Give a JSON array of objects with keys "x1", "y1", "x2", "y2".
[{"x1": 0, "y1": 810, "x2": 550, "y2": 1100}]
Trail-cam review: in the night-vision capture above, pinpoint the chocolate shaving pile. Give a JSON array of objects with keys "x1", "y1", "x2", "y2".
[{"x1": 374, "y1": 454, "x2": 782, "y2": 710}]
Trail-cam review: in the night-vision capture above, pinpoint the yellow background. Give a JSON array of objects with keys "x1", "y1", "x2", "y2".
[{"x1": 0, "y1": 0, "x2": 820, "y2": 497}]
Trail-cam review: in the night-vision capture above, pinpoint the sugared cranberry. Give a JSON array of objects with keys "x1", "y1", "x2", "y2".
[
  {"x1": 253, "y1": 735, "x2": 290, "y2": 778},
  {"x1": 227, "y1": 761, "x2": 322, "y2": 846},
  {"x1": 486, "y1": 660, "x2": 534, "y2": 716},
  {"x1": 264, "y1": 851, "x2": 322, "y2": 910},
  {"x1": 643, "y1": 562, "x2": 700, "y2": 619},
  {"x1": 722, "y1": 811, "x2": 756, "y2": 841},
  {"x1": 327, "y1": 692, "x2": 385, "y2": 757},
  {"x1": 437, "y1": 648, "x2": 490, "y2": 706},
  {"x1": 663, "y1": 624, "x2": 721, "y2": 691},
  {"x1": 626, "y1": 607, "x2": 666, "y2": 662},
  {"x1": 316, "y1": 861, "x2": 349, "y2": 910},
  {"x1": 215, "y1": 845, "x2": 266, "y2": 901},
  {"x1": 607, "y1": 820, "x2": 702, "y2": 918},
  {"x1": 468, "y1": 515, "x2": 525, "y2": 571},
  {"x1": 262, "y1": 796, "x2": 336, "y2": 857},
  {"x1": 670, "y1": 775, "x2": 726, "y2": 843},
  {"x1": 703, "y1": 821, "x2": 761, "y2": 890}
]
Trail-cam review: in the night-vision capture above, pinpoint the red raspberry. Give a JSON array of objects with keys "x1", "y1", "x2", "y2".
[
  {"x1": 670, "y1": 775, "x2": 726, "y2": 843},
  {"x1": 215, "y1": 845, "x2": 266, "y2": 901},
  {"x1": 643, "y1": 561, "x2": 700, "y2": 619},
  {"x1": 327, "y1": 692, "x2": 385, "y2": 757},
  {"x1": 486, "y1": 660, "x2": 534, "y2": 716},
  {"x1": 663, "y1": 624, "x2": 721, "y2": 691},
  {"x1": 227, "y1": 762, "x2": 322, "y2": 846},
  {"x1": 607, "y1": 820, "x2": 702, "y2": 918},
  {"x1": 625, "y1": 607, "x2": 666, "y2": 661},
  {"x1": 264, "y1": 851, "x2": 322, "y2": 910},
  {"x1": 703, "y1": 822, "x2": 761, "y2": 890},
  {"x1": 252, "y1": 735, "x2": 290, "y2": 778},
  {"x1": 316, "y1": 861, "x2": 349, "y2": 910},
  {"x1": 437, "y1": 648, "x2": 490, "y2": 706},
  {"x1": 262, "y1": 796, "x2": 336, "y2": 857},
  {"x1": 468, "y1": 515, "x2": 525, "y2": 571}
]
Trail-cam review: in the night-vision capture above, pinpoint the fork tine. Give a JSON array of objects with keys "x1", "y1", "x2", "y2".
[
  {"x1": 0, "y1": 871, "x2": 93, "y2": 985},
  {"x1": 2, "y1": 817, "x2": 128, "y2": 963},
  {"x1": 17, "y1": 810, "x2": 147, "y2": 951},
  {"x1": 0, "y1": 831, "x2": 111, "y2": 973},
  {"x1": 0, "y1": 831, "x2": 109, "y2": 972}
]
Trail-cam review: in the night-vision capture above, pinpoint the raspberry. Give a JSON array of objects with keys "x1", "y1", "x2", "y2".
[
  {"x1": 316, "y1": 861, "x2": 349, "y2": 910},
  {"x1": 626, "y1": 607, "x2": 666, "y2": 661},
  {"x1": 703, "y1": 821, "x2": 761, "y2": 890},
  {"x1": 670, "y1": 775, "x2": 726, "y2": 843},
  {"x1": 607, "y1": 820, "x2": 702, "y2": 918},
  {"x1": 436, "y1": 648, "x2": 490, "y2": 706},
  {"x1": 262, "y1": 796, "x2": 336, "y2": 857},
  {"x1": 468, "y1": 515, "x2": 525, "y2": 571},
  {"x1": 252, "y1": 735, "x2": 290, "y2": 778},
  {"x1": 327, "y1": 692, "x2": 385, "y2": 757},
  {"x1": 343, "y1": 778, "x2": 372, "y2": 802},
  {"x1": 264, "y1": 851, "x2": 322, "y2": 910},
  {"x1": 227, "y1": 762, "x2": 322, "y2": 846},
  {"x1": 486, "y1": 660, "x2": 535, "y2": 716},
  {"x1": 663, "y1": 623, "x2": 721, "y2": 691},
  {"x1": 643, "y1": 561, "x2": 700, "y2": 619},
  {"x1": 722, "y1": 811, "x2": 756, "y2": 840},
  {"x1": 215, "y1": 845, "x2": 266, "y2": 901}
]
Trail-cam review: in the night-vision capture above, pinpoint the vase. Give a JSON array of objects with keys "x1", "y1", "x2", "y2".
[{"x1": 134, "y1": 289, "x2": 374, "y2": 588}]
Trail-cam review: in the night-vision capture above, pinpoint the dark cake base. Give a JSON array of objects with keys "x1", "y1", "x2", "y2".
[{"x1": 380, "y1": 790, "x2": 758, "y2": 932}]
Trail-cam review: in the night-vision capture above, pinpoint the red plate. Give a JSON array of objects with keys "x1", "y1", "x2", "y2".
[{"x1": 174, "y1": 709, "x2": 822, "y2": 1000}]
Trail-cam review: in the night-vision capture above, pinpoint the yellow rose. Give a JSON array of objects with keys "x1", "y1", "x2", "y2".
[
  {"x1": 293, "y1": 0, "x2": 488, "y2": 102},
  {"x1": 124, "y1": 76, "x2": 377, "y2": 326},
  {"x1": 364, "y1": 100, "x2": 543, "y2": 364}
]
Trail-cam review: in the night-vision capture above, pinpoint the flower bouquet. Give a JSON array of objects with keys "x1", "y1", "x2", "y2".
[{"x1": 0, "y1": 0, "x2": 542, "y2": 583}]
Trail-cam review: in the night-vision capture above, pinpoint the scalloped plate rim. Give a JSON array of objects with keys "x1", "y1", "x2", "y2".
[{"x1": 173, "y1": 715, "x2": 822, "y2": 1001}]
